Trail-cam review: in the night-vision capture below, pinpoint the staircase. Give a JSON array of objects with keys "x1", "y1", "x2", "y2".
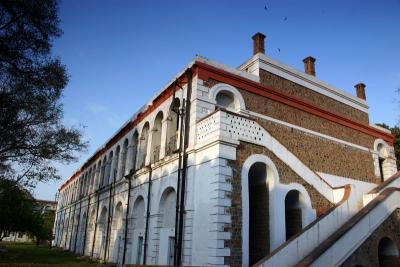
[{"x1": 196, "y1": 109, "x2": 400, "y2": 267}]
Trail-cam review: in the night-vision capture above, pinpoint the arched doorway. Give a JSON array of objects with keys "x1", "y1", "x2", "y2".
[
  {"x1": 285, "y1": 190, "x2": 302, "y2": 240},
  {"x1": 132, "y1": 196, "x2": 145, "y2": 264},
  {"x1": 158, "y1": 188, "x2": 176, "y2": 266},
  {"x1": 378, "y1": 237, "x2": 399, "y2": 266},
  {"x1": 248, "y1": 162, "x2": 269, "y2": 266},
  {"x1": 98, "y1": 207, "x2": 108, "y2": 259},
  {"x1": 112, "y1": 202, "x2": 123, "y2": 263}
]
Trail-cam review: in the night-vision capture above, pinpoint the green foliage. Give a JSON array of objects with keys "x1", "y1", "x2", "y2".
[
  {"x1": 0, "y1": 0, "x2": 87, "y2": 187},
  {"x1": 376, "y1": 123, "x2": 400, "y2": 170},
  {"x1": 0, "y1": 179, "x2": 56, "y2": 243},
  {"x1": 32, "y1": 209, "x2": 56, "y2": 244},
  {"x1": 0, "y1": 179, "x2": 36, "y2": 240}
]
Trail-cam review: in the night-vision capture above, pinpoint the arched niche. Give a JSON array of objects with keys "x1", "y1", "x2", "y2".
[
  {"x1": 209, "y1": 83, "x2": 246, "y2": 112},
  {"x1": 137, "y1": 122, "x2": 150, "y2": 169},
  {"x1": 378, "y1": 237, "x2": 399, "y2": 267},
  {"x1": 151, "y1": 111, "x2": 164, "y2": 163},
  {"x1": 166, "y1": 98, "x2": 180, "y2": 156}
]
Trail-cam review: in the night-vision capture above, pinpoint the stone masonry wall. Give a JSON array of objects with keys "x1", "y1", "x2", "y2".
[
  {"x1": 340, "y1": 209, "x2": 400, "y2": 267},
  {"x1": 224, "y1": 142, "x2": 334, "y2": 267},
  {"x1": 256, "y1": 119, "x2": 377, "y2": 183},
  {"x1": 204, "y1": 76, "x2": 376, "y2": 150},
  {"x1": 259, "y1": 69, "x2": 369, "y2": 123},
  {"x1": 239, "y1": 88, "x2": 375, "y2": 149}
]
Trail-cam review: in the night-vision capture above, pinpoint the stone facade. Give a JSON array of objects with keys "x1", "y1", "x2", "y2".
[
  {"x1": 259, "y1": 69, "x2": 369, "y2": 124},
  {"x1": 239, "y1": 88, "x2": 374, "y2": 149},
  {"x1": 256, "y1": 119, "x2": 377, "y2": 183}
]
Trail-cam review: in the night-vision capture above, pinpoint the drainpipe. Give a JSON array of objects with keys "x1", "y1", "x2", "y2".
[
  {"x1": 105, "y1": 169, "x2": 117, "y2": 261},
  {"x1": 122, "y1": 171, "x2": 132, "y2": 266},
  {"x1": 174, "y1": 87, "x2": 185, "y2": 266},
  {"x1": 176, "y1": 69, "x2": 193, "y2": 266},
  {"x1": 82, "y1": 194, "x2": 91, "y2": 255},
  {"x1": 143, "y1": 166, "x2": 153, "y2": 265},
  {"x1": 91, "y1": 192, "x2": 101, "y2": 258},
  {"x1": 73, "y1": 200, "x2": 82, "y2": 253}
]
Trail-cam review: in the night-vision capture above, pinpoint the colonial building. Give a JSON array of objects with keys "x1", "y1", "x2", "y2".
[{"x1": 53, "y1": 33, "x2": 400, "y2": 267}]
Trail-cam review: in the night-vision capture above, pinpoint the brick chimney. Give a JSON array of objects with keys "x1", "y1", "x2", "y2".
[
  {"x1": 355, "y1": 83, "x2": 366, "y2": 100},
  {"x1": 303, "y1": 56, "x2": 316, "y2": 76},
  {"x1": 252, "y1": 32, "x2": 266, "y2": 55}
]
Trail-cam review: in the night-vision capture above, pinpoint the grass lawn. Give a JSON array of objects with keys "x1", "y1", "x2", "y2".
[{"x1": 0, "y1": 242, "x2": 98, "y2": 267}]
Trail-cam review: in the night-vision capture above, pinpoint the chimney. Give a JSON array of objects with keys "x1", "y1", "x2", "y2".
[
  {"x1": 355, "y1": 83, "x2": 366, "y2": 100},
  {"x1": 252, "y1": 32, "x2": 266, "y2": 55},
  {"x1": 303, "y1": 56, "x2": 316, "y2": 76}
]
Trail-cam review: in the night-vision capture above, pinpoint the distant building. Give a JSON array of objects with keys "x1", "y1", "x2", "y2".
[
  {"x1": 3, "y1": 199, "x2": 57, "y2": 243},
  {"x1": 53, "y1": 33, "x2": 400, "y2": 266}
]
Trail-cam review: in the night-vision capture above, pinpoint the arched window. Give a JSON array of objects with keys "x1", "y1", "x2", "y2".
[
  {"x1": 216, "y1": 90, "x2": 236, "y2": 109},
  {"x1": 166, "y1": 98, "x2": 180, "y2": 156},
  {"x1": 211, "y1": 83, "x2": 245, "y2": 112},
  {"x1": 137, "y1": 122, "x2": 150, "y2": 169},
  {"x1": 285, "y1": 190, "x2": 303, "y2": 240},
  {"x1": 120, "y1": 139, "x2": 129, "y2": 178},
  {"x1": 151, "y1": 112, "x2": 164, "y2": 163},
  {"x1": 248, "y1": 162, "x2": 269, "y2": 266},
  {"x1": 378, "y1": 237, "x2": 399, "y2": 267}
]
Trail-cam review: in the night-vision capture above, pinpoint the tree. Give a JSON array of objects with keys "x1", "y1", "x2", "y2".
[
  {"x1": 0, "y1": 178, "x2": 37, "y2": 241},
  {"x1": 0, "y1": 178, "x2": 56, "y2": 244},
  {"x1": 31, "y1": 208, "x2": 55, "y2": 245},
  {"x1": 0, "y1": 0, "x2": 87, "y2": 187},
  {"x1": 375, "y1": 123, "x2": 400, "y2": 169}
]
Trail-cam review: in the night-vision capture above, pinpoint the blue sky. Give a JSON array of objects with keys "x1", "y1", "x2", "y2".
[{"x1": 34, "y1": 0, "x2": 400, "y2": 200}]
